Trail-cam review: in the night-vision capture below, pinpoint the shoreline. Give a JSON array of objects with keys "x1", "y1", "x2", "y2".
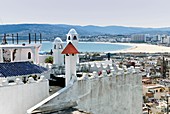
[{"x1": 109, "y1": 43, "x2": 170, "y2": 53}]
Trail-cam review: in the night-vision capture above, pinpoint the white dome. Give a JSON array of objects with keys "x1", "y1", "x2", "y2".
[
  {"x1": 54, "y1": 37, "x2": 63, "y2": 43},
  {"x1": 68, "y1": 29, "x2": 78, "y2": 35}
]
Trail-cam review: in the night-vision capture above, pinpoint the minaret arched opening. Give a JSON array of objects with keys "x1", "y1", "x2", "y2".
[
  {"x1": 54, "y1": 45, "x2": 56, "y2": 49},
  {"x1": 59, "y1": 44, "x2": 63, "y2": 49},
  {"x1": 68, "y1": 36, "x2": 71, "y2": 40},
  {"x1": 73, "y1": 36, "x2": 77, "y2": 40}
]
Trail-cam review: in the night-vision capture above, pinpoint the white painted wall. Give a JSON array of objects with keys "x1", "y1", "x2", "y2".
[
  {"x1": 29, "y1": 70, "x2": 142, "y2": 114},
  {"x1": 53, "y1": 49, "x2": 64, "y2": 66},
  {"x1": 66, "y1": 29, "x2": 79, "y2": 64},
  {"x1": 14, "y1": 48, "x2": 34, "y2": 62},
  {"x1": 154, "y1": 92, "x2": 165, "y2": 99},
  {"x1": 76, "y1": 73, "x2": 142, "y2": 114},
  {"x1": 53, "y1": 41, "x2": 64, "y2": 66},
  {"x1": 0, "y1": 79, "x2": 49, "y2": 114},
  {"x1": 65, "y1": 54, "x2": 77, "y2": 86},
  {"x1": 39, "y1": 55, "x2": 52, "y2": 64},
  {"x1": 0, "y1": 49, "x2": 3, "y2": 62},
  {"x1": 79, "y1": 60, "x2": 113, "y2": 73},
  {"x1": 0, "y1": 44, "x2": 41, "y2": 63}
]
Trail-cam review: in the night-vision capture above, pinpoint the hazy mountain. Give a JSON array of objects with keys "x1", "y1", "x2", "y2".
[{"x1": 0, "y1": 24, "x2": 170, "y2": 40}]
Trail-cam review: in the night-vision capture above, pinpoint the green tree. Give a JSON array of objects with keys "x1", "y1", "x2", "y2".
[{"x1": 45, "y1": 56, "x2": 53, "y2": 64}]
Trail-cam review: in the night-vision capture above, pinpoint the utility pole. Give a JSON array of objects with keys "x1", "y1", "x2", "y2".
[
  {"x1": 2, "y1": 33, "x2": 7, "y2": 44},
  {"x1": 167, "y1": 94, "x2": 170, "y2": 114},
  {"x1": 167, "y1": 96, "x2": 169, "y2": 114},
  {"x1": 16, "y1": 33, "x2": 18, "y2": 44},
  {"x1": 40, "y1": 33, "x2": 42, "y2": 43},
  {"x1": 162, "y1": 56, "x2": 167, "y2": 79},
  {"x1": 34, "y1": 33, "x2": 36, "y2": 43},
  {"x1": 29, "y1": 33, "x2": 31, "y2": 44},
  {"x1": 12, "y1": 34, "x2": 14, "y2": 44}
]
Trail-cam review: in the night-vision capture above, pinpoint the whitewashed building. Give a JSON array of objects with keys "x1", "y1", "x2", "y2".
[{"x1": 0, "y1": 44, "x2": 41, "y2": 64}]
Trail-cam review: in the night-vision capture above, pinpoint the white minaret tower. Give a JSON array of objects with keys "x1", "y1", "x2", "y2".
[
  {"x1": 66, "y1": 29, "x2": 79, "y2": 63},
  {"x1": 62, "y1": 42, "x2": 79, "y2": 86},
  {"x1": 53, "y1": 37, "x2": 64, "y2": 66}
]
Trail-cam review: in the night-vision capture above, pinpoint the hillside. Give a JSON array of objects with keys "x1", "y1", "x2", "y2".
[{"x1": 0, "y1": 24, "x2": 170, "y2": 40}]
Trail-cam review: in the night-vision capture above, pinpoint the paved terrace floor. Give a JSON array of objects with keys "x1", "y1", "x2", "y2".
[
  {"x1": 49, "y1": 86, "x2": 63, "y2": 95},
  {"x1": 48, "y1": 108, "x2": 91, "y2": 114}
]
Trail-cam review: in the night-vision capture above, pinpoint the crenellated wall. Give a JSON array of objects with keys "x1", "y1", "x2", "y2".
[
  {"x1": 28, "y1": 66, "x2": 142, "y2": 114},
  {"x1": 76, "y1": 69, "x2": 142, "y2": 114},
  {"x1": 78, "y1": 60, "x2": 122, "y2": 74},
  {"x1": 0, "y1": 76, "x2": 49, "y2": 114}
]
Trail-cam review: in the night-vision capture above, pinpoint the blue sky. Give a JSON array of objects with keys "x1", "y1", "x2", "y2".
[{"x1": 0, "y1": 0, "x2": 170, "y2": 27}]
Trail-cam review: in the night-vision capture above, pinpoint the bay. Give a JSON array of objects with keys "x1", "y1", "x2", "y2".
[{"x1": 41, "y1": 41, "x2": 132, "y2": 52}]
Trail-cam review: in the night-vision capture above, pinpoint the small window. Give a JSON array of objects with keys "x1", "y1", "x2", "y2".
[
  {"x1": 28, "y1": 52, "x2": 31, "y2": 59},
  {"x1": 73, "y1": 36, "x2": 77, "y2": 40},
  {"x1": 160, "y1": 89, "x2": 163, "y2": 92},
  {"x1": 54, "y1": 45, "x2": 56, "y2": 49},
  {"x1": 68, "y1": 36, "x2": 71, "y2": 40},
  {"x1": 59, "y1": 44, "x2": 63, "y2": 49}
]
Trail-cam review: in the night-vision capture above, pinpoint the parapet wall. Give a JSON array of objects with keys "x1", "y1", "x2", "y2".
[
  {"x1": 76, "y1": 70, "x2": 142, "y2": 114},
  {"x1": 0, "y1": 76, "x2": 49, "y2": 114},
  {"x1": 30, "y1": 66, "x2": 142, "y2": 114}
]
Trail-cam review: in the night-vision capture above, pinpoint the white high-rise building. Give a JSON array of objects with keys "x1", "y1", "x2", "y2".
[
  {"x1": 131, "y1": 34, "x2": 146, "y2": 42},
  {"x1": 167, "y1": 36, "x2": 170, "y2": 44}
]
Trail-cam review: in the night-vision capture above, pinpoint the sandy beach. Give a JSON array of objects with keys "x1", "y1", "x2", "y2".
[{"x1": 111, "y1": 43, "x2": 170, "y2": 53}]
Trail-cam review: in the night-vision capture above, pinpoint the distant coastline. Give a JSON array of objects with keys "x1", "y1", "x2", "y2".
[
  {"x1": 34, "y1": 41, "x2": 170, "y2": 53},
  {"x1": 110, "y1": 43, "x2": 170, "y2": 53},
  {"x1": 6, "y1": 40, "x2": 170, "y2": 53}
]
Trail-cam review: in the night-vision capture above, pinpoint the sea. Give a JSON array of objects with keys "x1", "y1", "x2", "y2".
[
  {"x1": 40, "y1": 41, "x2": 132, "y2": 53},
  {"x1": 6, "y1": 41, "x2": 132, "y2": 53}
]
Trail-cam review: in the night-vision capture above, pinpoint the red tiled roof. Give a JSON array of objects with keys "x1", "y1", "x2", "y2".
[{"x1": 61, "y1": 42, "x2": 79, "y2": 54}]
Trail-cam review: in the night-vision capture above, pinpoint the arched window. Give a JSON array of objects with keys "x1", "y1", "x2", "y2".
[
  {"x1": 59, "y1": 44, "x2": 63, "y2": 49},
  {"x1": 54, "y1": 45, "x2": 56, "y2": 49},
  {"x1": 73, "y1": 36, "x2": 77, "y2": 40},
  {"x1": 28, "y1": 52, "x2": 31, "y2": 59},
  {"x1": 68, "y1": 36, "x2": 71, "y2": 40}
]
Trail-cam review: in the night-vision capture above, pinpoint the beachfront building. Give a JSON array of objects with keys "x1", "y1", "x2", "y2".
[
  {"x1": 131, "y1": 34, "x2": 146, "y2": 43},
  {"x1": 121, "y1": 37, "x2": 131, "y2": 42},
  {"x1": 151, "y1": 35, "x2": 161, "y2": 42},
  {"x1": 166, "y1": 36, "x2": 170, "y2": 44},
  {"x1": 160, "y1": 35, "x2": 167, "y2": 44}
]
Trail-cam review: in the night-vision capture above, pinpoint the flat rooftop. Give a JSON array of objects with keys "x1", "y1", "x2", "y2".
[{"x1": 0, "y1": 44, "x2": 41, "y2": 48}]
